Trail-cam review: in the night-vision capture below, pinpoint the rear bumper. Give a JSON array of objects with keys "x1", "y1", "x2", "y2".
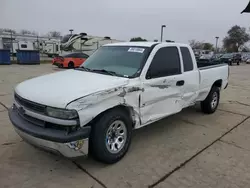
[{"x1": 9, "y1": 107, "x2": 90, "y2": 157}]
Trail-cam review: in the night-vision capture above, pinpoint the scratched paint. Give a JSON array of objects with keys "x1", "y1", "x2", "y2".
[
  {"x1": 67, "y1": 84, "x2": 142, "y2": 128},
  {"x1": 150, "y1": 84, "x2": 170, "y2": 89}
]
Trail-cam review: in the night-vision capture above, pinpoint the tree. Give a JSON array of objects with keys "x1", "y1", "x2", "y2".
[
  {"x1": 47, "y1": 31, "x2": 61, "y2": 38},
  {"x1": 223, "y1": 25, "x2": 250, "y2": 52},
  {"x1": 189, "y1": 40, "x2": 214, "y2": 51},
  {"x1": 189, "y1": 40, "x2": 203, "y2": 49},
  {"x1": 203, "y1": 43, "x2": 214, "y2": 51},
  {"x1": 130, "y1": 37, "x2": 147, "y2": 42},
  {"x1": 0, "y1": 28, "x2": 16, "y2": 34}
]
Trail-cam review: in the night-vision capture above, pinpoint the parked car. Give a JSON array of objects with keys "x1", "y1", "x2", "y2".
[
  {"x1": 232, "y1": 53, "x2": 241, "y2": 65},
  {"x1": 52, "y1": 52, "x2": 89, "y2": 68},
  {"x1": 220, "y1": 53, "x2": 234, "y2": 65},
  {"x1": 220, "y1": 53, "x2": 241, "y2": 66},
  {"x1": 208, "y1": 54, "x2": 223, "y2": 63},
  {"x1": 9, "y1": 42, "x2": 229, "y2": 164},
  {"x1": 246, "y1": 58, "x2": 250, "y2": 64}
]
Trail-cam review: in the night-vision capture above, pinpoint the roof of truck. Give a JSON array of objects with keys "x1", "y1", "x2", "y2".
[{"x1": 104, "y1": 42, "x2": 189, "y2": 47}]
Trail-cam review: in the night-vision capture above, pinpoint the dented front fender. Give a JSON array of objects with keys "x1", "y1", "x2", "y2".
[{"x1": 66, "y1": 85, "x2": 142, "y2": 128}]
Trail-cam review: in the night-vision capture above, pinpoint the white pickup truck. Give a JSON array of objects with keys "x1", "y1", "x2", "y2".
[{"x1": 9, "y1": 42, "x2": 229, "y2": 164}]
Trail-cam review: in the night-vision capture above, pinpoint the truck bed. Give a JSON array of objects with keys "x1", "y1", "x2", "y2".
[
  {"x1": 197, "y1": 61, "x2": 227, "y2": 69},
  {"x1": 196, "y1": 61, "x2": 228, "y2": 102}
]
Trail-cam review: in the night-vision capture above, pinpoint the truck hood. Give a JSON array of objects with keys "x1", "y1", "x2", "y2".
[{"x1": 15, "y1": 70, "x2": 129, "y2": 108}]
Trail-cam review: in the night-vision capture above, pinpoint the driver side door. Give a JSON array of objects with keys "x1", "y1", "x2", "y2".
[{"x1": 139, "y1": 46, "x2": 185, "y2": 125}]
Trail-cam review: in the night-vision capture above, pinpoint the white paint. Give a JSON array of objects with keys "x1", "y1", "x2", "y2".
[
  {"x1": 104, "y1": 42, "x2": 159, "y2": 47},
  {"x1": 14, "y1": 42, "x2": 229, "y2": 130},
  {"x1": 196, "y1": 65, "x2": 228, "y2": 101},
  {"x1": 15, "y1": 70, "x2": 129, "y2": 108}
]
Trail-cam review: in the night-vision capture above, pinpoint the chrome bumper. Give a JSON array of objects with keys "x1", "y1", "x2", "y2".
[
  {"x1": 15, "y1": 128, "x2": 89, "y2": 157},
  {"x1": 9, "y1": 106, "x2": 90, "y2": 158}
]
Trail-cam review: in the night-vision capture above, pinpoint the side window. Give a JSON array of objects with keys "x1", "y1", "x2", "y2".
[
  {"x1": 21, "y1": 44, "x2": 27, "y2": 48},
  {"x1": 72, "y1": 53, "x2": 80, "y2": 58},
  {"x1": 80, "y1": 53, "x2": 89, "y2": 58},
  {"x1": 181, "y1": 47, "x2": 193, "y2": 72},
  {"x1": 146, "y1": 47, "x2": 181, "y2": 79}
]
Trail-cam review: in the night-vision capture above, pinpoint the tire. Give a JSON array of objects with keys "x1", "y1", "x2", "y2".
[
  {"x1": 59, "y1": 64, "x2": 63, "y2": 68},
  {"x1": 89, "y1": 108, "x2": 132, "y2": 164},
  {"x1": 237, "y1": 61, "x2": 240, "y2": 65},
  {"x1": 201, "y1": 86, "x2": 220, "y2": 114},
  {"x1": 68, "y1": 61, "x2": 74, "y2": 68}
]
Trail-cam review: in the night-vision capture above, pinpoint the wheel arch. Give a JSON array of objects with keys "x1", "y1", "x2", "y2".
[
  {"x1": 68, "y1": 61, "x2": 74, "y2": 67},
  {"x1": 87, "y1": 105, "x2": 137, "y2": 129},
  {"x1": 212, "y1": 79, "x2": 222, "y2": 89}
]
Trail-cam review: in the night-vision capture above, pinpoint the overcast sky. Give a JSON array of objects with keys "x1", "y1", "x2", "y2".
[{"x1": 1, "y1": 0, "x2": 250, "y2": 45}]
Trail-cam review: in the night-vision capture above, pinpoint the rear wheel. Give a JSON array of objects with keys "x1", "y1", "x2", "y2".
[
  {"x1": 89, "y1": 108, "x2": 132, "y2": 164},
  {"x1": 237, "y1": 61, "x2": 240, "y2": 65},
  {"x1": 59, "y1": 64, "x2": 63, "y2": 68},
  {"x1": 68, "y1": 61, "x2": 74, "y2": 68},
  {"x1": 201, "y1": 86, "x2": 220, "y2": 114}
]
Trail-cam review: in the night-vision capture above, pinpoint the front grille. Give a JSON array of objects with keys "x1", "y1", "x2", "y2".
[
  {"x1": 16, "y1": 107, "x2": 45, "y2": 127},
  {"x1": 14, "y1": 93, "x2": 46, "y2": 114},
  {"x1": 14, "y1": 104, "x2": 77, "y2": 132}
]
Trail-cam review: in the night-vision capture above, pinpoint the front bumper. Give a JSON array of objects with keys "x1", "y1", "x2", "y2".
[
  {"x1": 53, "y1": 62, "x2": 61, "y2": 67},
  {"x1": 9, "y1": 107, "x2": 90, "y2": 158}
]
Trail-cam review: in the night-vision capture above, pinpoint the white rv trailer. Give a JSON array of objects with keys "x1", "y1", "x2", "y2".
[
  {"x1": 60, "y1": 33, "x2": 123, "y2": 55},
  {"x1": 0, "y1": 32, "x2": 123, "y2": 57},
  {"x1": 0, "y1": 32, "x2": 61, "y2": 56}
]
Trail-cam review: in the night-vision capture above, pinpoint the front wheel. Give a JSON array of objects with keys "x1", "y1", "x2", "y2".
[
  {"x1": 201, "y1": 86, "x2": 220, "y2": 114},
  {"x1": 89, "y1": 108, "x2": 132, "y2": 164},
  {"x1": 68, "y1": 61, "x2": 74, "y2": 68}
]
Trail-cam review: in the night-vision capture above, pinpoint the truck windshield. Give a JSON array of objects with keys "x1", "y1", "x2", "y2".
[{"x1": 81, "y1": 46, "x2": 149, "y2": 78}]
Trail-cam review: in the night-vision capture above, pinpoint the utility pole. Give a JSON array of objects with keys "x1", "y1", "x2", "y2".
[
  {"x1": 10, "y1": 31, "x2": 14, "y2": 60},
  {"x1": 160, "y1": 25, "x2": 166, "y2": 42},
  {"x1": 215, "y1": 36, "x2": 219, "y2": 53}
]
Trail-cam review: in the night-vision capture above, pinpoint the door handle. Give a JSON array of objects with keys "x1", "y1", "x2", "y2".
[{"x1": 176, "y1": 80, "x2": 185, "y2": 86}]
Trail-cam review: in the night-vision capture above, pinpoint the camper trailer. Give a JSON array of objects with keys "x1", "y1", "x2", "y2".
[
  {"x1": 0, "y1": 32, "x2": 60, "y2": 57},
  {"x1": 60, "y1": 33, "x2": 123, "y2": 55}
]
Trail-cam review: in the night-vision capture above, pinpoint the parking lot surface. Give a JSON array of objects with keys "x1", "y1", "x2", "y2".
[{"x1": 0, "y1": 64, "x2": 250, "y2": 188}]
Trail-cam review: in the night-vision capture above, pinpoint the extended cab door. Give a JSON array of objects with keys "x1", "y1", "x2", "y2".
[
  {"x1": 139, "y1": 45, "x2": 185, "y2": 125},
  {"x1": 179, "y1": 46, "x2": 199, "y2": 108}
]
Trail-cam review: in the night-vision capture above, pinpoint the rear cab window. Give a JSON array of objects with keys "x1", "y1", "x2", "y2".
[
  {"x1": 180, "y1": 47, "x2": 194, "y2": 72},
  {"x1": 146, "y1": 46, "x2": 181, "y2": 79}
]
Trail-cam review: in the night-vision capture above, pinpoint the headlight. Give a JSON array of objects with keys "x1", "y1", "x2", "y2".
[
  {"x1": 46, "y1": 107, "x2": 78, "y2": 119},
  {"x1": 229, "y1": 59, "x2": 232, "y2": 61}
]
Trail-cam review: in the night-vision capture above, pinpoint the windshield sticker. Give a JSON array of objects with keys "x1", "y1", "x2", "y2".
[{"x1": 128, "y1": 48, "x2": 145, "y2": 53}]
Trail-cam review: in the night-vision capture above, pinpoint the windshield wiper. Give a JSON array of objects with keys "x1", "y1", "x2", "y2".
[
  {"x1": 76, "y1": 67, "x2": 125, "y2": 77},
  {"x1": 91, "y1": 69, "x2": 121, "y2": 76},
  {"x1": 75, "y1": 67, "x2": 92, "y2": 72}
]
